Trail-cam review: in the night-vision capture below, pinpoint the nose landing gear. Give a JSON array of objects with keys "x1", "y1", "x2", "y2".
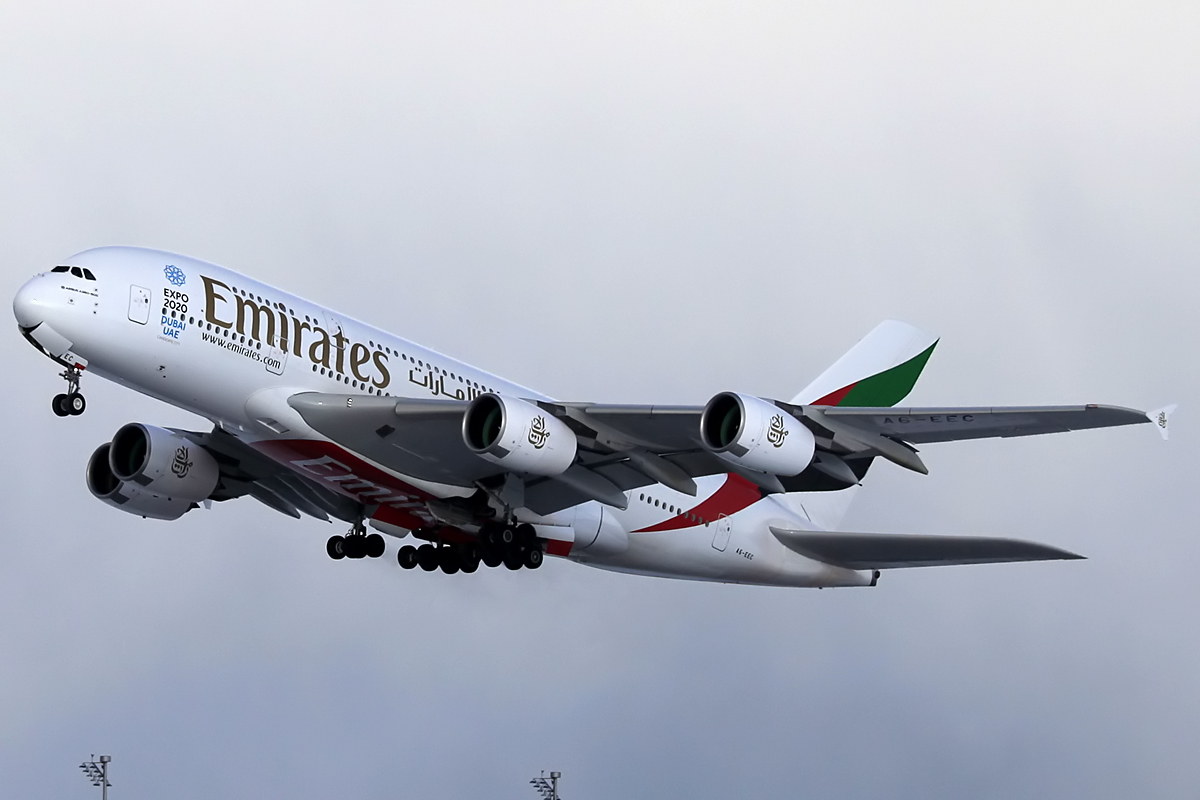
[{"x1": 52, "y1": 366, "x2": 85, "y2": 417}]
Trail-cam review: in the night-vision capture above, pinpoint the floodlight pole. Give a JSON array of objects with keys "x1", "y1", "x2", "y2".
[
  {"x1": 100, "y1": 755, "x2": 110, "y2": 800},
  {"x1": 550, "y1": 771, "x2": 560, "y2": 800}
]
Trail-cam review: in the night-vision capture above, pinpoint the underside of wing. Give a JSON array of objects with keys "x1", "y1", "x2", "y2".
[
  {"x1": 287, "y1": 393, "x2": 497, "y2": 487},
  {"x1": 770, "y1": 527, "x2": 1084, "y2": 569},
  {"x1": 184, "y1": 427, "x2": 362, "y2": 522}
]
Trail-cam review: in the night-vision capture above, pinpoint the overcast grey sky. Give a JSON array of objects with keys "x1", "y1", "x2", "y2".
[{"x1": 1, "y1": 2, "x2": 1197, "y2": 798}]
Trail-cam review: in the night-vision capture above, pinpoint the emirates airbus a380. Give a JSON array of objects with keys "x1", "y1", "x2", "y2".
[{"x1": 12, "y1": 247, "x2": 1172, "y2": 588}]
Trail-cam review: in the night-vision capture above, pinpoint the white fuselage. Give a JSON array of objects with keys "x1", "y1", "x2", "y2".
[{"x1": 13, "y1": 246, "x2": 872, "y2": 588}]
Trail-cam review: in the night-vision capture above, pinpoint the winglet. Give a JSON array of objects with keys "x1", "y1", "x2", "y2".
[{"x1": 1148, "y1": 404, "x2": 1177, "y2": 441}]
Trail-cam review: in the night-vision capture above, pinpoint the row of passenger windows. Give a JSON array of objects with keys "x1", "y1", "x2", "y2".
[
  {"x1": 53, "y1": 265, "x2": 96, "y2": 280},
  {"x1": 638, "y1": 492, "x2": 709, "y2": 526},
  {"x1": 170, "y1": 284, "x2": 498, "y2": 396},
  {"x1": 213, "y1": 284, "x2": 492, "y2": 392}
]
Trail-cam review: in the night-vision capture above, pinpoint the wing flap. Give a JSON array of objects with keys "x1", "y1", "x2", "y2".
[{"x1": 770, "y1": 527, "x2": 1084, "y2": 569}]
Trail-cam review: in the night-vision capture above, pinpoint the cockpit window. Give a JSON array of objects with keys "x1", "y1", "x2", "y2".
[{"x1": 56, "y1": 265, "x2": 96, "y2": 280}]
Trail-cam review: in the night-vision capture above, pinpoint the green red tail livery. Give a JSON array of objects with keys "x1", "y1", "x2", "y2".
[{"x1": 791, "y1": 320, "x2": 940, "y2": 408}]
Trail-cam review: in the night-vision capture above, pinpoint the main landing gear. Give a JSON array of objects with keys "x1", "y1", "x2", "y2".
[
  {"x1": 327, "y1": 519, "x2": 385, "y2": 560},
  {"x1": 52, "y1": 366, "x2": 85, "y2": 417},
  {"x1": 396, "y1": 522, "x2": 544, "y2": 575}
]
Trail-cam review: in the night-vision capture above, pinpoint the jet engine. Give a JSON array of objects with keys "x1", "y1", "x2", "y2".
[
  {"x1": 86, "y1": 443, "x2": 196, "y2": 520},
  {"x1": 700, "y1": 392, "x2": 816, "y2": 475},
  {"x1": 463, "y1": 394, "x2": 577, "y2": 476},
  {"x1": 108, "y1": 423, "x2": 220, "y2": 501}
]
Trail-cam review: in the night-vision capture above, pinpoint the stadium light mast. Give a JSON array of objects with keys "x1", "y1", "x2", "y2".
[
  {"x1": 78, "y1": 754, "x2": 111, "y2": 800},
  {"x1": 529, "y1": 770, "x2": 562, "y2": 800}
]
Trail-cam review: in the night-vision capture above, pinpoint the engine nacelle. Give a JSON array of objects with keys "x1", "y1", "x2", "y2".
[
  {"x1": 463, "y1": 394, "x2": 577, "y2": 476},
  {"x1": 86, "y1": 443, "x2": 195, "y2": 520},
  {"x1": 109, "y1": 423, "x2": 220, "y2": 502},
  {"x1": 700, "y1": 392, "x2": 816, "y2": 476}
]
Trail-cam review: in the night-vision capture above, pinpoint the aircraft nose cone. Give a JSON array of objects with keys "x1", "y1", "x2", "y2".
[{"x1": 13, "y1": 276, "x2": 48, "y2": 329}]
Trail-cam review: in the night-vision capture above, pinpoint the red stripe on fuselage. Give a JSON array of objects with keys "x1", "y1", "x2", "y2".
[
  {"x1": 634, "y1": 473, "x2": 763, "y2": 533},
  {"x1": 252, "y1": 438, "x2": 433, "y2": 530},
  {"x1": 546, "y1": 540, "x2": 572, "y2": 557}
]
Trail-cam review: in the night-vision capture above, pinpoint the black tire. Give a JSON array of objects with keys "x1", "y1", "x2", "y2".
[
  {"x1": 480, "y1": 522, "x2": 503, "y2": 547},
  {"x1": 365, "y1": 532, "x2": 385, "y2": 558},
  {"x1": 503, "y1": 551, "x2": 523, "y2": 571},
  {"x1": 515, "y1": 523, "x2": 536, "y2": 546},
  {"x1": 397, "y1": 545, "x2": 418, "y2": 569},
  {"x1": 499, "y1": 526, "x2": 516, "y2": 546},
  {"x1": 67, "y1": 393, "x2": 86, "y2": 415},
  {"x1": 345, "y1": 536, "x2": 365, "y2": 559},
  {"x1": 458, "y1": 544, "x2": 480, "y2": 573},
  {"x1": 523, "y1": 547, "x2": 543, "y2": 569},
  {"x1": 481, "y1": 547, "x2": 504, "y2": 568},
  {"x1": 438, "y1": 548, "x2": 460, "y2": 574},
  {"x1": 327, "y1": 535, "x2": 346, "y2": 560},
  {"x1": 52, "y1": 394, "x2": 70, "y2": 417},
  {"x1": 417, "y1": 544, "x2": 439, "y2": 571}
]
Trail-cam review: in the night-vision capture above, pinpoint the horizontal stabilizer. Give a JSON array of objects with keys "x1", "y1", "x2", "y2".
[{"x1": 770, "y1": 527, "x2": 1083, "y2": 570}]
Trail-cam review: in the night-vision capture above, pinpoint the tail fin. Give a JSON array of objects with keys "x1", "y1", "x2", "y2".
[
  {"x1": 791, "y1": 320, "x2": 939, "y2": 407},
  {"x1": 779, "y1": 320, "x2": 938, "y2": 531}
]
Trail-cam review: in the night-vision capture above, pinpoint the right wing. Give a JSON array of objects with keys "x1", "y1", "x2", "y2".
[{"x1": 770, "y1": 527, "x2": 1084, "y2": 570}]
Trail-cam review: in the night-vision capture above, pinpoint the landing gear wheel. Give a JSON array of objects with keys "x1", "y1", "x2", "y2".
[
  {"x1": 345, "y1": 536, "x2": 366, "y2": 559},
  {"x1": 365, "y1": 533, "x2": 385, "y2": 559},
  {"x1": 327, "y1": 535, "x2": 346, "y2": 560},
  {"x1": 66, "y1": 393, "x2": 86, "y2": 415},
  {"x1": 438, "y1": 548, "x2": 461, "y2": 574},
  {"x1": 416, "y1": 544, "x2": 439, "y2": 571},
  {"x1": 52, "y1": 394, "x2": 70, "y2": 417},
  {"x1": 481, "y1": 547, "x2": 504, "y2": 569},
  {"x1": 503, "y1": 551, "x2": 523, "y2": 571},
  {"x1": 458, "y1": 544, "x2": 480, "y2": 574},
  {"x1": 480, "y1": 522, "x2": 505, "y2": 547},
  {"x1": 523, "y1": 547, "x2": 544, "y2": 569},
  {"x1": 397, "y1": 545, "x2": 418, "y2": 569},
  {"x1": 515, "y1": 523, "x2": 536, "y2": 547}
]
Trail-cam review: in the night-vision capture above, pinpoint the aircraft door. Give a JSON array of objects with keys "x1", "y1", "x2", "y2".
[
  {"x1": 323, "y1": 311, "x2": 345, "y2": 366},
  {"x1": 128, "y1": 285, "x2": 151, "y2": 324},
  {"x1": 264, "y1": 341, "x2": 287, "y2": 376},
  {"x1": 711, "y1": 514, "x2": 732, "y2": 552}
]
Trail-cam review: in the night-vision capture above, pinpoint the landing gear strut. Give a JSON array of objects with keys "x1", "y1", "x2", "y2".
[
  {"x1": 327, "y1": 518, "x2": 385, "y2": 561},
  {"x1": 52, "y1": 366, "x2": 85, "y2": 417}
]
